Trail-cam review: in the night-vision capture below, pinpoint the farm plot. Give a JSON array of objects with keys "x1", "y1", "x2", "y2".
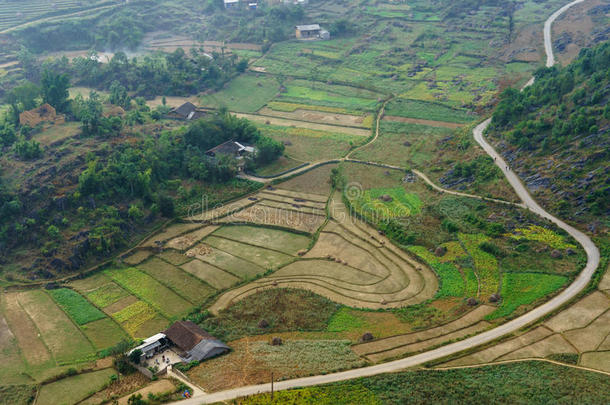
[
  {"x1": 199, "y1": 73, "x2": 279, "y2": 113},
  {"x1": 458, "y1": 233, "x2": 500, "y2": 300},
  {"x1": 211, "y1": 225, "x2": 311, "y2": 255},
  {"x1": 235, "y1": 113, "x2": 371, "y2": 137},
  {"x1": 104, "y1": 267, "x2": 192, "y2": 318},
  {"x1": 0, "y1": 312, "x2": 28, "y2": 385},
  {"x1": 257, "y1": 107, "x2": 373, "y2": 129},
  {"x1": 350, "y1": 187, "x2": 422, "y2": 221},
  {"x1": 110, "y1": 300, "x2": 167, "y2": 339},
  {"x1": 84, "y1": 281, "x2": 130, "y2": 309},
  {"x1": 384, "y1": 98, "x2": 477, "y2": 124},
  {"x1": 36, "y1": 368, "x2": 116, "y2": 405},
  {"x1": 80, "y1": 318, "x2": 127, "y2": 350},
  {"x1": 164, "y1": 225, "x2": 219, "y2": 251},
  {"x1": 257, "y1": 123, "x2": 367, "y2": 161},
  {"x1": 141, "y1": 223, "x2": 203, "y2": 247},
  {"x1": 220, "y1": 204, "x2": 326, "y2": 234},
  {"x1": 137, "y1": 257, "x2": 216, "y2": 304},
  {"x1": 192, "y1": 241, "x2": 268, "y2": 277},
  {"x1": 16, "y1": 290, "x2": 95, "y2": 364},
  {"x1": 48, "y1": 288, "x2": 105, "y2": 326},
  {"x1": 181, "y1": 259, "x2": 241, "y2": 290},
  {"x1": 275, "y1": 164, "x2": 337, "y2": 195}
]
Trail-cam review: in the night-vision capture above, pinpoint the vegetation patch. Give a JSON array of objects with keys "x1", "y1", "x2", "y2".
[
  {"x1": 385, "y1": 98, "x2": 476, "y2": 124},
  {"x1": 459, "y1": 233, "x2": 500, "y2": 299},
  {"x1": 327, "y1": 307, "x2": 364, "y2": 332},
  {"x1": 200, "y1": 288, "x2": 339, "y2": 341},
  {"x1": 507, "y1": 225, "x2": 576, "y2": 250},
  {"x1": 80, "y1": 318, "x2": 127, "y2": 351},
  {"x1": 48, "y1": 288, "x2": 106, "y2": 325},
  {"x1": 199, "y1": 73, "x2": 279, "y2": 113},
  {"x1": 111, "y1": 301, "x2": 159, "y2": 337},
  {"x1": 36, "y1": 368, "x2": 116, "y2": 405},
  {"x1": 0, "y1": 385, "x2": 36, "y2": 405},
  {"x1": 351, "y1": 187, "x2": 422, "y2": 220},
  {"x1": 488, "y1": 273, "x2": 569, "y2": 319}
]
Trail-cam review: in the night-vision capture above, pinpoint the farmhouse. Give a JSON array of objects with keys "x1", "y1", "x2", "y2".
[
  {"x1": 224, "y1": 0, "x2": 240, "y2": 9},
  {"x1": 19, "y1": 103, "x2": 65, "y2": 127},
  {"x1": 166, "y1": 102, "x2": 207, "y2": 121},
  {"x1": 206, "y1": 140, "x2": 255, "y2": 171},
  {"x1": 129, "y1": 321, "x2": 229, "y2": 368},
  {"x1": 296, "y1": 24, "x2": 330, "y2": 40}
]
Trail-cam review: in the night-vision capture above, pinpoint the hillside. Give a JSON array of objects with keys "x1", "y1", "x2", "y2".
[{"x1": 488, "y1": 41, "x2": 609, "y2": 231}]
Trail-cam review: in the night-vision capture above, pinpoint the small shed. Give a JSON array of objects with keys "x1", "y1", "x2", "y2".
[
  {"x1": 224, "y1": 0, "x2": 240, "y2": 9},
  {"x1": 296, "y1": 24, "x2": 321, "y2": 39},
  {"x1": 19, "y1": 103, "x2": 65, "y2": 127},
  {"x1": 166, "y1": 102, "x2": 207, "y2": 121}
]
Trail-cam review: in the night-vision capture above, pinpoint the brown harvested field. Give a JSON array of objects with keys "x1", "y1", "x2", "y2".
[
  {"x1": 141, "y1": 223, "x2": 203, "y2": 247},
  {"x1": 260, "y1": 187, "x2": 329, "y2": 203},
  {"x1": 599, "y1": 265, "x2": 610, "y2": 291},
  {"x1": 563, "y1": 310, "x2": 610, "y2": 352},
  {"x1": 276, "y1": 164, "x2": 337, "y2": 195},
  {"x1": 440, "y1": 326, "x2": 554, "y2": 367},
  {"x1": 257, "y1": 107, "x2": 371, "y2": 128},
  {"x1": 132, "y1": 315, "x2": 170, "y2": 340},
  {"x1": 221, "y1": 204, "x2": 326, "y2": 233},
  {"x1": 197, "y1": 241, "x2": 268, "y2": 276},
  {"x1": 117, "y1": 379, "x2": 176, "y2": 405},
  {"x1": 257, "y1": 192, "x2": 327, "y2": 208},
  {"x1": 257, "y1": 200, "x2": 326, "y2": 216},
  {"x1": 383, "y1": 115, "x2": 465, "y2": 129},
  {"x1": 552, "y1": 0, "x2": 603, "y2": 65},
  {"x1": 181, "y1": 259, "x2": 241, "y2": 290},
  {"x1": 138, "y1": 257, "x2": 216, "y2": 304},
  {"x1": 234, "y1": 113, "x2": 371, "y2": 137},
  {"x1": 187, "y1": 198, "x2": 255, "y2": 222},
  {"x1": 164, "y1": 225, "x2": 220, "y2": 251},
  {"x1": 353, "y1": 305, "x2": 495, "y2": 358},
  {"x1": 211, "y1": 225, "x2": 311, "y2": 256},
  {"x1": 102, "y1": 295, "x2": 139, "y2": 314},
  {"x1": 498, "y1": 334, "x2": 578, "y2": 361},
  {"x1": 544, "y1": 291, "x2": 610, "y2": 332},
  {"x1": 18, "y1": 290, "x2": 95, "y2": 364},
  {"x1": 69, "y1": 272, "x2": 113, "y2": 293},
  {"x1": 32, "y1": 122, "x2": 81, "y2": 146},
  {"x1": 2, "y1": 293, "x2": 52, "y2": 366},
  {"x1": 365, "y1": 322, "x2": 491, "y2": 363},
  {"x1": 0, "y1": 307, "x2": 28, "y2": 384},
  {"x1": 123, "y1": 250, "x2": 153, "y2": 265},
  {"x1": 598, "y1": 335, "x2": 610, "y2": 351},
  {"x1": 580, "y1": 351, "x2": 610, "y2": 373}
]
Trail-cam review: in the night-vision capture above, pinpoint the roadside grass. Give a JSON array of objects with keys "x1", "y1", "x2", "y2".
[
  {"x1": 199, "y1": 73, "x2": 279, "y2": 113},
  {"x1": 137, "y1": 257, "x2": 216, "y2": 305},
  {"x1": 488, "y1": 273, "x2": 568, "y2": 319},
  {"x1": 200, "y1": 288, "x2": 339, "y2": 341},
  {"x1": 36, "y1": 368, "x2": 116, "y2": 405},
  {"x1": 234, "y1": 361, "x2": 610, "y2": 404},
  {"x1": 104, "y1": 267, "x2": 192, "y2": 318},
  {"x1": 384, "y1": 99, "x2": 476, "y2": 124},
  {"x1": 211, "y1": 225, "x2": 311, "y2": 255},
  {"x1": 48, "y1": 288, "x2": 106, "y2": 325}
]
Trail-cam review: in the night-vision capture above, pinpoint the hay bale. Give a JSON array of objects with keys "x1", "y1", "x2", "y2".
[
  {"x1": 467, "y1": 297, "x2": 478, "y2": 306},
  {"x1": 258, "y1": 319, "x2": 269, "y2": 328},
  {"x1": 550, "y1": 249, "x2": 563, "y2": 259},
  {"x1": 297, "y1": 249, "x2": 307, "y2": 256},
  {"x1": 489, "y1": 293, "x2": 501, "y2": 303},
  {"x1": 566, "y1": 248, "x2": 576, "y2": 256},
  {"x1": 403, "y1": 141, "x2": 411, "y2": 147},
  {"x1": 434, "y1": 246, "x2": 447, "y2": 257},
  {"x1": 271, "y1": 337, "x2": 283, "y2": 346},
  {"x1": 380, "y1": 299, "x2": 388, "y2": 305},
  {"x1": 272, "y1": 280, "x2": 278, "y2": 286},
  {"x1": 379, "y1": 194, "x2": 393, "y2": 202},
  {"x1": 361, "y1": 332, "x2": 374, "y2": 342},
  {"x1": 283, "y1": 140, "x2": 292, "y2": 146}
]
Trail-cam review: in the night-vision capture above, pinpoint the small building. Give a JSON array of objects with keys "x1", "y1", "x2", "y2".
[
  {"x1": 164, "y1": 321, "x2": 230, "y2": 362},
  {"x1": 248, "y1": 2, "x2": 258, "y2": 9},
  {"x1": 128, "y1": 333, "x2": 169, "y2": 362},
  {"x1": 206, "y1": 140, "x2": 255, "y2": 171},
  {"x1": 224, "y1": 0, "x2": 240, "y2": 9},
  {"x1": 296, "y1": 24, "x2": 321, "y2": 39},
  {"x1": 166, "y1": 102, "x2": 207, "y2": 121},
  {"x1": 19, "y1": 103, "x2": 65, "y2": 127}
]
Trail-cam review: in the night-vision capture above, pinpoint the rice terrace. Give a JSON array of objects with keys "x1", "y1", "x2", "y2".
[{"x1": 0, "y1": 0, "x2": 609, "y2": 404}]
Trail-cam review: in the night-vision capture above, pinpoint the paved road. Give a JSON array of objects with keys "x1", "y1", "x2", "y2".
[{"x1": 175, "y1": 1, "x2": 599, "y2": 402}]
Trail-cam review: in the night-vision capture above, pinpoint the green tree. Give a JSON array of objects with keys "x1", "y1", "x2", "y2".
[
  {"x1": 41, "y1": 70, "x2": 70, "y2": 112},
  {"x1": 255, "y1": 137, "x2": 284, "y2": 166}
]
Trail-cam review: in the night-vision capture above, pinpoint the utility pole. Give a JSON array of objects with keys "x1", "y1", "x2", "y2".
[{"x1": 271, "y1": 371, "x2": 274, "y2": 400}]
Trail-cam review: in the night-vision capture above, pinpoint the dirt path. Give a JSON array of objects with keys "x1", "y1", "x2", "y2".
[{"x1": 173, "y1": 1, "x2": 600, "y2": 402}]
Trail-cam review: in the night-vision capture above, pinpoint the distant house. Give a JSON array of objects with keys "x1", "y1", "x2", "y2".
[
  {"x1": 206, "y1": 140, "x2": 255, "y2": 171},
  {"x1": 295, "y1": 24, "x2": 329, "y2": 40},
  {"x1": 224, "y1": 0, "x2": 240, "y2": 9},
  {"x1": 128, "y1": 333, "x2": 170, "y2": 361},
  {"x1": 19, "y1": 103, "x2": 65, "y2": 127},
  {"x1": 248, "y1": 2, "x2": 258, "y2": 9},
  {"x1": 166, "y1": 102, "x2": 207, "y2": 121},
  {"x1": 164, "y1": 321, "x2": 230, "y2": 362}
]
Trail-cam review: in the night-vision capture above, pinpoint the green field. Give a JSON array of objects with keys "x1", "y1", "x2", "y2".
[
  {"x1": 384, "y1": 99, "x2": 476, "y2": 123},
  {"x1": 350, "y1": 187, "x2": 422, "y2": 220},
  {"x1": 199, "y1": 73, "x2": 279, "y2": 112},
  {"x1": 138, "y1": 257, "x2": 216, "y2": 304},
  {"x1": 48, "y1": 288, "x2": 106, "y2": 325},
  {"x1": 488, "y1": 273, "x2": 569, "y2": 319},
  {"x1": 36, "y1": 368, "x2": 115, "y2": 405},
  {"x1": 85, "y1": 282, "x2": 130, "y2": 308},
  {"x1": 80, "y1": 318, "x2": 127, "y2": 350},
  {"x1": 104, "y1": 267, "x2": 192, "y2": 318}
]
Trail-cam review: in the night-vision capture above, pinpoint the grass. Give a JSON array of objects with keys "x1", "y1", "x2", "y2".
[
  {"x1": 86, "y1": 282, "x2": 130, "y2": 308},
  {"x1": 211, "y1": 225, "x2": 311, "y2": 255},
  {"x1": 201, "y1": 288, "x2": 339, "y2": 341},
  {"x1": 255, "y1": 156, "x2": 303, "y2": 176},
  {"x1": 507, "y1": 225, "x2": 576, "y2": 250},
  {"x1": 385, "y1": 98, "x2": 476, "y2": 124},
  {"x1": 350, "y1": 187, "x2": 422, "y2": 221},
  {"x1": 36, "y1": 368, "x2": 116, "y2": 405},
  {"x1": 80, "y1": 318, "x2": 127, "y2": 350},
  {"x1": 48, "y1": 288, "x2": 106, "y2": 325},
  {"x1": 234, "y1": 361, "x2": 610, "y2": 404},
  {"x1": 137, "y1": 258, "x2": 216, "y2": 305},
  {"x1": 199, "y1": 73, "x2": 279, "y2": 113},
  {"x1": 104, "y1": 267, "x2": 192, "y2": 318},
  {"x1": 0, "y1": 385, "x2": 36, "y2": 405},
  {"x1": 488, "y1": 273, "x2": 568, "y2": 319},
  {"x1": 327, "y1": 307, "x2": 364, "y2": 332},
  {"x1": 18, "y1": 290, "x2": 95, "y2": 364},
  {"x1": 459, "y1": 233, "x2": 500, "y2": 299}
]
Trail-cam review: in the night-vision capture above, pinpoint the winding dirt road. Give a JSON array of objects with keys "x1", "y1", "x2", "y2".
[{"x1": 176, "y1": 1, "x2": 600, "y2": 402}]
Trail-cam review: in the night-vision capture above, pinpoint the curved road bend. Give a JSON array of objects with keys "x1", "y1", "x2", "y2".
[{"x1": 177, "y1": 1, "x2": 599, "y2": 402}]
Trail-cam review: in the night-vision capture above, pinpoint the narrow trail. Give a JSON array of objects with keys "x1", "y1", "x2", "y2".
[{"x1": 173, "y1": 1, "x2": 601, "y2": 402}]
